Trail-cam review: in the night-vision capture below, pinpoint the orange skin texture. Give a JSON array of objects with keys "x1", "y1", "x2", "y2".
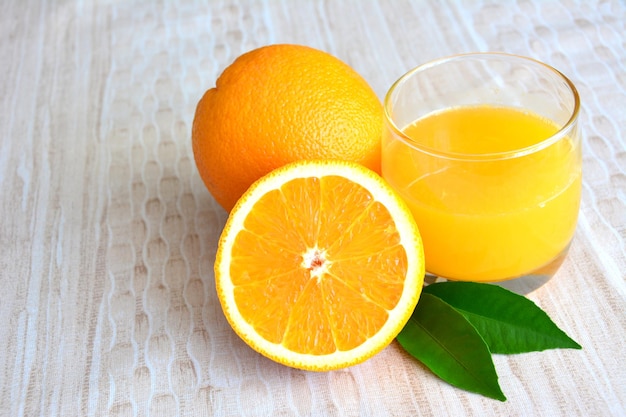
[{"x1": 192, "y1": 44, "x2": 383, "y2": 212}]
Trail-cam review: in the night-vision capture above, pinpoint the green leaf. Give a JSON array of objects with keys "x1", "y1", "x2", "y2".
[
  {"x1": 397, "y1": 293, "x2": 506, "y2": 401},
  {"x1": 423, "y1": 282, "x2": 582, "y2": 354}
]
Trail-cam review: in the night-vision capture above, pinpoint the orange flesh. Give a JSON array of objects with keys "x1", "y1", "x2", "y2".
[{"x1": 229, "y1": 176, "x2": 408, "y2": 354}]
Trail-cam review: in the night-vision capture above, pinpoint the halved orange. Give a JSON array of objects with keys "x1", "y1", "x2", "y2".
[{"x1": 214, "y1": 160, "x2": 425, "y2": 371}]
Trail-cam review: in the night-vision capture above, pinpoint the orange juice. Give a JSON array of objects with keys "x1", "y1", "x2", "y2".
[{"x1": 382, "y1": 105, "x2": 582, "y2": 281}]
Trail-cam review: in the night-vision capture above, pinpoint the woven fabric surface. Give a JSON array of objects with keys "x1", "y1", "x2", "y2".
[{"x1": 0, "y1": 1, "x2": 624, "y2": 416}]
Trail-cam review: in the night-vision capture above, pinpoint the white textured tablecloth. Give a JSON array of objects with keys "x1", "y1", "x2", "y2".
[{"x1": 1, "y1": 1, "x2": 625, "y2": 416}]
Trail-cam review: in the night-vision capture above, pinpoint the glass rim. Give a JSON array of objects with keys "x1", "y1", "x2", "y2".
[{"x1": 383, "y1": 52, "x2": 581, "y2": 161}]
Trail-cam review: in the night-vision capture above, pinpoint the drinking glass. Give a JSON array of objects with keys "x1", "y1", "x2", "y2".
[{"x1": 382, "y1": 53, "x2": 581, "y2": 284}]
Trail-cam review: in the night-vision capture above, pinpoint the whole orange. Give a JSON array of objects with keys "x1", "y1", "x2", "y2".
[{"x1": 192, "y1": 44, "x2": 383, "y2": 212}]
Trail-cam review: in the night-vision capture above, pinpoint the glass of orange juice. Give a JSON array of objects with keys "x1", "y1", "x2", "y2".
[{"x1": 382, "y1": 53, "x2": 581, "y2": 284}]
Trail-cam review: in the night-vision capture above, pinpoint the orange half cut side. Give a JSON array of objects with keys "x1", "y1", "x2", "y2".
[{"x1": 214, "y1": 160, "x2": 425, "y2": 371}]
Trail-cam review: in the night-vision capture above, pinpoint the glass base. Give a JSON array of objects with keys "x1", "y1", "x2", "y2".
[{"x1": 423, "y1": 244, "x2": 570, "y2": 295}]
